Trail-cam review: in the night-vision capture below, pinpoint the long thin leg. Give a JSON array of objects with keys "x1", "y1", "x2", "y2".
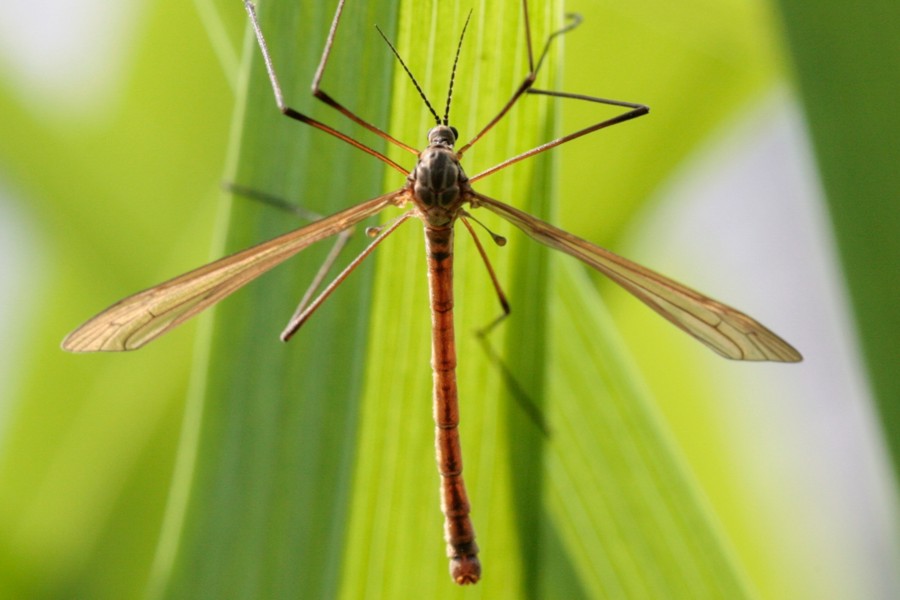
[
  {"x1": 460, "y1": 218, "x2": 549, "y2": 437},
  {"x1": 455, "y1": 0, "x2": 540, "y2": 156},
  {"x1": 226, "y1": 183, "x2": 358, "y2": 331},
  {"x1": 283, "y1": 228, "x2": 353, "y2": 331},
  {"x1": 244, "y1": 0, "x2": 408, "y2": 174},
  {"x1": 310, "y1": 0, "x2": 418, "y2": 155},
  {"x1": 280, "y1": 211, "x2": 414, "y2": 341},
  {"x1": 457, "y1": 1, "x2": 648, "y2": 178},
  {"x1": 226, "y1": 182, "x2": 327, "y2": 222},
  {"x1": 456, "y1": 2, "x2": 581, "y2": 157},
  {"x1": 470, "y1": 90, "x2": 648, "y2": 182},
  {"x1": 460, "y1": 216, "x2": 510, "y2": 335}
]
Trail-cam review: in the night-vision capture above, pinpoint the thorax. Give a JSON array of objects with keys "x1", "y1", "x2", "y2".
[{"x1": 409, "y1": 143, "x2": 469, "y2": 227}]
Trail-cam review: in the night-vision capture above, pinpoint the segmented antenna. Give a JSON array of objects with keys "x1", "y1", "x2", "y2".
[
  {"x1": 375, "y1": 25, "x2": 441, "y2": 125},
  {"x1": 443, "y1": 11, "x2": 473, "y2": 126}
]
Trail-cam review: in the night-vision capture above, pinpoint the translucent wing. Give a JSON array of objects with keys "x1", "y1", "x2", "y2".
[
  {"x1": 473, "y1": 192, "x2": 801, "y2": 362},
  {"x1": 62, "y1": 191, "x2": 403, "y2": 352}
]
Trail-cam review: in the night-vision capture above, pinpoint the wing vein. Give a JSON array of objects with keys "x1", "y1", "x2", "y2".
[
  {"x1": 63, "y1": 191, "x2": 403, "y2": 352},
  {"x1": 472, "y1": 192, "x2": 801, "y2": 362}
]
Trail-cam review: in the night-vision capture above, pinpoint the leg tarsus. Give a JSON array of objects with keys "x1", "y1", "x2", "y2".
[{"x1": 243, "y1": 0, "x2": 411, "y2": 172}]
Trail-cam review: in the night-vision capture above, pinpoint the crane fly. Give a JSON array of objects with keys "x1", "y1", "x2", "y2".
[{"x1": 62, "y1": 0, "x2": 802, "y2": 585}]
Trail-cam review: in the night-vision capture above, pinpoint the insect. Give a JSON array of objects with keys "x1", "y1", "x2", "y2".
[{"x1": 62, "y1": 0, "x2": 802, "y2": 585}]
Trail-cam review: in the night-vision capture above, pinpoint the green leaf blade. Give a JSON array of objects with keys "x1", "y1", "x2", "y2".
[{"x1": 159, "y1": 1, "x2": 758, "y2": 597}]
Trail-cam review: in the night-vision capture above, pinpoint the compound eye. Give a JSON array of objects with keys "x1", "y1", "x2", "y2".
[{"x1": 449, "y1": 126, "x2": 458, "y2": 142}]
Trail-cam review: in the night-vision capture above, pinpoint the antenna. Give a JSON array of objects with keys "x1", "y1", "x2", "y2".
[
  {"x1": 375, "y1": 25, "x2": 441, "y2": 125},
  {"x1": 443, "y1": 11, "x2": 473, "y2": 125}
]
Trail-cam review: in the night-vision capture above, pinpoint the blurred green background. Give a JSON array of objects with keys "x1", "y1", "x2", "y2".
[{"x1": 0, "y1": 0, "x2": 897, "y2": 598}]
